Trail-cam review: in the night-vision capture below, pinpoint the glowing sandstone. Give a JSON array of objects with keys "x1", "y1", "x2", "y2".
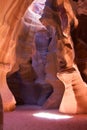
[
  {"x1": 15, "y1": 0, "x2": 87, "y2": 114},
  {"x1": 57, "y1": 65, "x2": 87, "y2": 114},
  {"x1": 0, "y1": 0, "x2": 32, "y2": 111},
  {"x1": 0, "y1": 0, "x2": 87, "y2": 115},
  {"x1": 56, "y1": 0, "x2": 87, "y2": 114}
]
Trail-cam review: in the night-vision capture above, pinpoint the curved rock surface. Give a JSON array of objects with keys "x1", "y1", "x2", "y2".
[
  {"x1": 0, "y1": 0, "x2": 33, "y2": 111},
  {"x1": 0, "y1": 0, "x2": 87, "y2": 114}
]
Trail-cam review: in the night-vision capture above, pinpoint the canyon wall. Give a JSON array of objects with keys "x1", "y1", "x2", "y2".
[{"x1": 0, "y1": 0, "x2": 87, "y2": 114}]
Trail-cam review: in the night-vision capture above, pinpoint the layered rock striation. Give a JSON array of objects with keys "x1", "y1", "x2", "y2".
[{"x1": 0, "y1": 0, "x2": 87, "y2": 114}]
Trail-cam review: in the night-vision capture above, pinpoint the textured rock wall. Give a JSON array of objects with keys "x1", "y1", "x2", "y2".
[
  {"x1": 0, "y1": 0, "x2": 87, "y2": 114},
  {"x1": 0, "y1": 0, "x2": 33, "y2": 111},
  {"x1": 8, "y1": 1, "x2": 87, "y2": 113},
  {"x1": 58, "y1": 0, "x2": 87, "y2": 114},
  {"x1": 72, "y1": 0, "x2": 87, "y2": 83}
]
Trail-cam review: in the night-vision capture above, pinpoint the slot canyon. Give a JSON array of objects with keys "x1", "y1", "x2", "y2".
[{"x1": 0, "y1": 0, "x2": 87, "y2": 130}]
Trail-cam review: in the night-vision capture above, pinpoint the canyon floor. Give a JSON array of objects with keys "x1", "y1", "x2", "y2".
[{"x1": 4, "y1": 105, "x2": 87, "y2": 130}]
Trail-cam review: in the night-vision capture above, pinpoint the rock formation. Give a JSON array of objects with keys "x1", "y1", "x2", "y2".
[
  {"x1": 72, "y1": 0, "x2": 87, "y2": 83},
  {"x1": 0, "y1": 0, "x2": 33, "y2": 111},
  {"x1": 0, "y1": 0, "x2": 87, "y2": 114},
  {"x1": 57, "y1": 0, "x2": 87, "y2": 114}
]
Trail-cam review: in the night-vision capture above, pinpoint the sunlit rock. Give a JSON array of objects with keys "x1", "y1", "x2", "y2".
[
  {"x1": 0, "y1": 0, "x2": 33, "y2": 111},
  {"x1": 7, "y1": 0, "x2": 54, "y2": 106},
  {"x1": 0, "y1": 0, "x2": 87, "y2": 115},
  {"x1": 57, "y1": 65, "x2": 87, "y2": 114},
  {"x1": 56, "y1": 0, "x2": 87, "y2": 114}
]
